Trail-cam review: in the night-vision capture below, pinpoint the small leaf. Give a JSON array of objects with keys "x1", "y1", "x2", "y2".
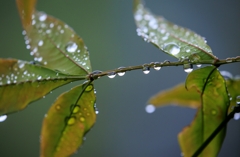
[
  {"x1": 148, "y1": 83, "x2": 200, "y2": 108},
  {"x1": 178, "y1": 66, "x2": 229, "y2": 157},
  {"x1": 133, "y1": 0, "x2": 217, "y2": 61},
  {"x1": 225, "y1": 78, "x2": 240, "y2": 114},
  {"x1": 16, "y1": 0, "x2": 37, "y2": 29},
  {"x1": 41, "y1": 81, "x2": 96, "y2": 157},
  {"x1": 0, "y1": 59, "x2": 81, "y2": 115},
  {"x1": 19, "y1": 10, "x2": 92, "y2": 75}
]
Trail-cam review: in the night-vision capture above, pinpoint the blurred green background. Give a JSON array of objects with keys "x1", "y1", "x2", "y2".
[{"x1": 0, "y1": 0, "x2": 240, "y2": 157}]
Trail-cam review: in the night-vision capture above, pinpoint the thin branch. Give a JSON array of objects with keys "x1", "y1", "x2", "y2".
[{"x1": 87, "y1": 57, "x2": 240, "y2": 80}]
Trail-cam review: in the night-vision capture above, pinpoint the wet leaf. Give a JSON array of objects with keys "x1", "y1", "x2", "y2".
[
  {"x1": 16, "y1": 0, "x2": 37, "y2": 29},
  {"x1": 178, "y1": 66, "x2": 229, "y2": 157},
  {"x1": 19, "y1": 10, "x2": 92, "y2": 75},
  {"x1": 41, "y1": 81, "x2": 96, "y2": 157},
  {"x1": 148, "y1": 83, "x2": 200, "y2": 109},
  {"x1": 225, "y1": 78, "x2": 240, "y2": 114},
  {"x1": 133, "y1": 0, "x2": 217, "y2": 61},
  {"x1": 0, "y1": 59, "x2": 81, "y2": 115}
]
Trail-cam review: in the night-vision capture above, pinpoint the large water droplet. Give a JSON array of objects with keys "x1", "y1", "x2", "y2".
[
  {"x1": 0, "y1": 115, "x2": 7, "y2": 122},
  {"x1": 183, "y1": 60, "x2": 193, "y2": 73},
  {"x1": 145, "y1": 104, "x2": 155, "y2": 113},
  {"x1": 153, "y1": 64, "x2": 161, "y2": 71},
  {"x1": 164, "y1": 43, "x2": 180, "y2": 55},
  {"x1": 85, "y1": 84, "x2": 93, "y2": 92},
  {"x1": 142, "y1": 65, "x2": 150, "y2": 74},
  {"x1": 66, "y1": 42, "x2": 78, "y2": 53},
  {"x1": 39, "y1": 12, "x2": 47, "y2": 21},
  {"x1": 196, "y1": 64, "x2": 202, "y2": 68},
  {"x1": 108, "y1": 72, "x2": 116, "y2": 78},
  {"x1": 72, "y1": 105, "x2": 80, "y2": 114},
  {"x1": 67, "y1": 117, "x2": 76, "y2": 125},
  {"x1": 117, "y1": 67, "x2": 125, "y2": 76}
]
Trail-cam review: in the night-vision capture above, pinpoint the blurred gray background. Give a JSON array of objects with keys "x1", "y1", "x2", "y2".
[{"x1": 0, "y1": 0, "x2": 240, "y2": 157}]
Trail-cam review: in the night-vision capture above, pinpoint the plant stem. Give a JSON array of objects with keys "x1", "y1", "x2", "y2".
[
  {"x1": 88, "y1": 57, "x2": 240, "y2": 79},
  {"x1": 192, "y1": 106, "x2": 240, "y2": 157}
]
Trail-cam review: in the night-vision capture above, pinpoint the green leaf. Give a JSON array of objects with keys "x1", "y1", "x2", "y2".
[
  {"x1": 178, "y1": 66, "x2": 229, "y2": 157},
  {"x1": 148, "y1": 83, "x2": 200, "y2": 108},
  {"x1": 41, "y1": 81, "x2": 96, "y2": 157},
  {"x1": 19, "y1": 10, "x2": 92, "y2": 75},
  {"x1": 133, "y1": 0, "x2": 217, "y2": 61},
  {"x1": 0, "y1": 59, "x2": 81, "y2": 115},
  {"x1": 225, "y1": 78, "x2": 240, "y2": 114},
  {"x1": 16, "y1": 0, "x2": 37, "y2": 29}
]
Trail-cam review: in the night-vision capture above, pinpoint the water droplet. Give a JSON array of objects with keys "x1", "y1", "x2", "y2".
[
  {"x1": 22, "y1": 30, "x2": 26, "y2": 35},
  {"x1": 196, "y1": 64, "x2": 202, "y2": 68},
  {"x1": 164, "y1": 43, "x2": 180, "y2": 55},
  {"x1": 37, "y1": 76, "x2": 42, "y2": 80},
  {"x1": 236, "y1": 96, "x2": 240, "y2": 105},
  {"x1": 220, "y1": 71, "x2": 233, "y2": 80},
  {"x1": 72, "y1": 105, "x2": 80, "y2": 114},
  {"x1": 0, "y1": 115, "x2": 7, "y2": 122},
  {"x1": 38, "y1": 40, "x2": 43, "y2": 46},
  {"x1": 19, "y1": 63, "x2": 25, "y2": 69},
  {"x1": 80, "y1": 117, "x2": 85, "y2": 122},
  {"x1": 183, "y1": 60, "x2": 193, "y2": 73},
  {"x1": 108, "y1": 72, "x2": 116, "y2": 78},
  {"x1": 145, "y1": 104, "x2": 155, "y2": 113},
  {"x1": 66, "y1": 42, "x2": 78, "y2": 53},
  {"x1": 189, "y1": 53, "x2": 201, "y2": 62},
  {"x1": 56, "y1": 105, "x2": 61, "y2": 110},
  {"x1": 142, "y1": 65, "x2": 150, "y2": 74},
  {"x1": 234, "y1": 113, "x2": 240, "y2": 120},
  {"x1": 95, "y1": 108, "x2": 99, "y2": 114},
  {"x1": 153, "y1": 64, "x2": 161, "y2": 71},
  {"x1": 211, "y1": 110, "x2": 217, "y2": 115},
  {"x1": 85, "y1": 84, "x2": 93, "y2": 92},
  {"x1": 39, "y1": 12, "x2": 47, "y2": 21},
  {"x1": 117, "y1": 67, "x2": 125, "y2": 76},
  {"x1": 67, "y1": 117, "x2": 76, "y2": 125},
  {"x1": 226, "y1": 58, "x2": 233, "y2": 63}
]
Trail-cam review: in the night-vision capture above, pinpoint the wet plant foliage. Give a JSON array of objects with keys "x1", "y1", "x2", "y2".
[{"x1": 0, "y1": 0, "x2": 239, "y2": 156}]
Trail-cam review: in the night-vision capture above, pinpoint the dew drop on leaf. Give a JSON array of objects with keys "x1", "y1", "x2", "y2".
[
  {"x1": 164, "y1": 43, "x2": 180, "y2": 55},
  {"x1": 79, "y1": 117, "x2": 85, "y2": 122},
  {"x1": 39, "y1": 12, "x2": 47, "y2": 21},
  {"x1": 72, "y1": 105, "x2": 80, "y2": 114},
  {"x1": 67, "y1": 117, "x2": 76, "y2": 125},
  {"x1": 85, "y1": 84, "x2": 93, "y2": 92},
  {"x1": 0, "y1": 115, "x2": 7, "y2": 122},
  {"x1": 65, "y1": 42, "x2": 78, "y2": 53},
  {"x1": 55, "y1": 105, "x2": 61, "y2": 110},
  {"x1": 95, "y1": 108, "x2": 99, "y2": 114},
  {"x1": 38, "y1": 40, "x2": 44, "y2": 46},
  {"x1": 145, "y1": 104, "x2": 155, "y2": 113},
  {"x1": 108, "y1": 72, "x2": 116, "y2": 78},
  {"x1": 211, "y1": 110, "x2": 217, "y2": 115}
]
